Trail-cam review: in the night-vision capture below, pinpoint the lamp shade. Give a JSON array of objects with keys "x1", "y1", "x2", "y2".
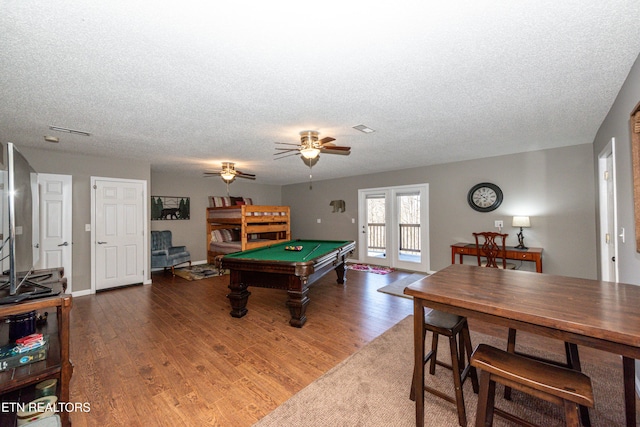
[{"x1": 512, "y1": 216, "x2": 531, "y2": 228}]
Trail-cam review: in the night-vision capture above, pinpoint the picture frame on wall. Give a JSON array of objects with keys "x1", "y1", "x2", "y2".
[{"x1": 151, "y1": 196, "x2": 190, "y2": 220}]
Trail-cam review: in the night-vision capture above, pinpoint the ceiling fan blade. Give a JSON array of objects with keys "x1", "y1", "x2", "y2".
[
  {"x1": 321, "y1": 145, "x2": 350, "y2": 151},
  {"x1": 203, "y1": 172, "x2": 222, "y2": 176},
  {"x1": 275, "y1": 142, "x2": 301, "y2": 146},
  {"x1": 237, "y1": 175, "x2": 256, "y2": 180},
  {"x1": 236, "y1": 170, "x2": 255, "y2": 177},
  {"x1": 274, "y1": 147, "x2": 300, "y2": 152},
  {"x1": 274, "y1": 152, "x2": 301, "y2": 160},
  {"x1": 319, "y1": 137, "x2": 336, "y2": 144},
  {"x1": 321, "y1": 148, "x2": 351, "y2": 155}
]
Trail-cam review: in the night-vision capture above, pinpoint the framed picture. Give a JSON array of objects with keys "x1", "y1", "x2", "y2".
[{"x1": 151, "y1": 196, "x2": 190, "y2": 220}]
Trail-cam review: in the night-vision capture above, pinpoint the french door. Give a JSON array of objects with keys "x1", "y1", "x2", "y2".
[{"x1": 358, "y1": 184, "x2": 429, "y2": 272}]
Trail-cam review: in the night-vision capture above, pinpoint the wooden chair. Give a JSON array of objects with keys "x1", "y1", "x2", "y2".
[
  {"x1": 470, "y1": 344, "x2": 594, "y2": 427},
  {"x1": 472, "y1": 232, "x2": 516, "y2": 270},
  {"x1": 410, "y1": 310, "x2": 479, "y2": 427}
]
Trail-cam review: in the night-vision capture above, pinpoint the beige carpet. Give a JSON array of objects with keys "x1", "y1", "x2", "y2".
[
  {"x1": 377, "y1": 273, "x2": 428, "y2": 299},
  {"x1": 253, "y1": 315, "x2": 635, "y2": 427}
]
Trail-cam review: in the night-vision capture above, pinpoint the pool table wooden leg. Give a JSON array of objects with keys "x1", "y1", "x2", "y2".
[
  {"x1": 287, "y1": 287, "x2": 310, "y2": 328},
  {"x1": 335, "y1": 262, "x2": 347, "y2": 284},
  {"x1": 227, "y1": 272, "x2": 251, "y2": 318}
]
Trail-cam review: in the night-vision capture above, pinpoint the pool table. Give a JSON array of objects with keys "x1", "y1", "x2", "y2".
[{"x1": 220, "y1": 239, "x2": 355, "y2": 327}]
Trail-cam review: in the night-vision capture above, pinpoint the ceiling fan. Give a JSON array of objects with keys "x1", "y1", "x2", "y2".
[
  {"x1": 204, "y1": 162, "x2": 256, "y2": 182},
  {"x1": 274, "y1": 130, "x2": 350, "y2": 160}
]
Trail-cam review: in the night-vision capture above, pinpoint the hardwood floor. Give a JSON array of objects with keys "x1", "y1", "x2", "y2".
[
  {"x1": 67, "y1": 267, "x2": 628, "y2": 426},
  {"x1": 68, "y1": 268, "x2": 413, "y2": 426}
]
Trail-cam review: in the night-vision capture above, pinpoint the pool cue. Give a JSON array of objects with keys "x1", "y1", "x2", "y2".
[{"x1": 302, "y1": 244, "x2": 321, "y2": 260}]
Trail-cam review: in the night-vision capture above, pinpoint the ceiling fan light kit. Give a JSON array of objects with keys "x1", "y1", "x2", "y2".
[
  {"x1": 301, "y1": 147, "x2": 320, "y2": 159},
  {"x1": 273, "y1": 129, "x2": 352, "y2": 188},
  {"x1": 220, "y1": 161, "x2": 236, "y2": 181},
  {"x1": 203, "y1": 162, "x2": 256, "y2": 185},
  {"x1": 274, "y1": 130, "x2": 350, "y2": 160}
]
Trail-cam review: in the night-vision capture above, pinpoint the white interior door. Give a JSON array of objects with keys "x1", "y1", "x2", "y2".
[
  {"x1": 92, "y1": 178, "x2": 146, "y2": 291},
  {"x1": 37, "y1": 173, "x2": 73, "y2": 291}
]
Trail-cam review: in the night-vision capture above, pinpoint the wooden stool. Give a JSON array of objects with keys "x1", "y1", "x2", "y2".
[
  {"x1": 470, "y1": 344, "x2": 594, "y2": 427},
  {"x1": 505, "y1": 331, "x2": 591, "y2": 426},
  {"x1": 410, "y1": 310, "x2": 479, "y2": 427}
]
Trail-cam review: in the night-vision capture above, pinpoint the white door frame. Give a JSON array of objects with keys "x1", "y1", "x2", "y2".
[
  {"x1": 90, "y1": 177, "x2": 149, "y2": 293},
  {"x1": 597, "y1": 138, "x2": 619, "y2": 282},
  {"x1": 358, "y1": 183, "x2": 429, "y2": 272}
]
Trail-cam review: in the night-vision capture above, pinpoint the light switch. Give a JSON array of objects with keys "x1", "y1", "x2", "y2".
[
  {"x1": 317, "y1": 218, "x2": 321, "y2": 223},
  {"x1": 85, "y1": 224, "x2": 91, "y2": 231}
]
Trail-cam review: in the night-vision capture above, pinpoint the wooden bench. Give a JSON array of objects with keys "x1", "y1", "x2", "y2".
[{"x1": 470, "y1": 344, "x2": 594, "y2": 427}]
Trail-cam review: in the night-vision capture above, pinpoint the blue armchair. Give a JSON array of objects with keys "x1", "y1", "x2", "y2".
[{"x1": 151, "y1": 230, "x2": 191, "y2": 275}]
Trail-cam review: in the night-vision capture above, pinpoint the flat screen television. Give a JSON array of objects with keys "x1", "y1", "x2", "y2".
[{"x1": 0, "y1": 142, "x2": 46, "y2": 299}]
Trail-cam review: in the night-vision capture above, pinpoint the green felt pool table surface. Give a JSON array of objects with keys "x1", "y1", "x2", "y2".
[{"x1": 222, "y1": 239, "x2": 352, "y2": 263}]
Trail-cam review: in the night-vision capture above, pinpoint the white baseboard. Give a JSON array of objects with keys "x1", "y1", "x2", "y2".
[{"x1": 71, "y1": 289, "x2": 92, "y2": 298}]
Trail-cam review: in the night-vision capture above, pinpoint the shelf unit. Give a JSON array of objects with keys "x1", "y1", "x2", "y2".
[{"x1": 0, "y1": 269, "x2": 72, "y2": 426}]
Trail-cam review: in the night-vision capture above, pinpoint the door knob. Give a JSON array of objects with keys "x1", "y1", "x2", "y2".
[
  {"x1": 97, "y1": 241, "x2": 107, "y2": 244},
  {"x1": 57, "y1": 241, "x2": 69, "y2": 247}
]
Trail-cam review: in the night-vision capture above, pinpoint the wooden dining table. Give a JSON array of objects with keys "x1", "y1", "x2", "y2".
[{"x1": 404, "y1": 264, "x2": 640, "y2": 427}]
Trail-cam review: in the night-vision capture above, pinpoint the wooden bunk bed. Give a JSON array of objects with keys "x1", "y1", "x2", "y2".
[{"x1": 206, "y1": 204, "x2": 291, "y2": 263}]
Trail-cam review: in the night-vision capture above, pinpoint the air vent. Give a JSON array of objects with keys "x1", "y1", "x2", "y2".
[{"x1": 352, "y1": 124, "x2": 375, "y2": 134}]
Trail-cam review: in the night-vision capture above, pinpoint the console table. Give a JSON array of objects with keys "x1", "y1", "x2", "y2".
[{"x1": 451, "y1": 242, "x2": 543, "y2": 273}]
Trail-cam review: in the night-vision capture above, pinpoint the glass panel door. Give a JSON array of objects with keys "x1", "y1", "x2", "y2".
[
  {"x1": 364, "y1": 193, "x2": 388, "y2": 265},
  {"x1": 359, "y1": 184, "x2": 429, "y2": 272},
  {"x1": 396, "y1": 191, "x2": 422, "y2": 269}
]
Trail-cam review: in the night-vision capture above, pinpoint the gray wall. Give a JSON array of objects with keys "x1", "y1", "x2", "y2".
[
  {"x1": 18, "y1": 147, "x2": 151, "y2": 293},
  {"x1": 591, "y1": 52, "x2": 640, "y2": 396},
  {"x1": 283, "y1": 144, "x2": 597, "y2": 279},
  {"x1": 150, "y1": 172, "x2": 282, "y2": 263},
  {"x1": 593, "y1": 53, "x2": 640, "y2": 286}
]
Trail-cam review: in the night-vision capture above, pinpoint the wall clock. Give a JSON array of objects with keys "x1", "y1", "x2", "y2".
[{"x1": 467, "y1": 182, "x2": 503, "y2": 212}]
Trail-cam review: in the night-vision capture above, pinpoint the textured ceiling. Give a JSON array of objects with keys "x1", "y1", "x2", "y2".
[{"x1": 2, "y1": 1, "x2": 640, "y2": 185}]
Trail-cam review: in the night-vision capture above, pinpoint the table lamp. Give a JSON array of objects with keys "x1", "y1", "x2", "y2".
[{"x1": 512, "y1": 216, "x2": 531, "y2": 249}]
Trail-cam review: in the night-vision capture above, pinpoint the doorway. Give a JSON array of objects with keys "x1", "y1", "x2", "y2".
[
  {"x1": 91, "y1": 177, "x2": 147, "y2": 291},
  {"x1": 598, "y1": 138, "x2": 619, "y2": 282},
  {"x1": 358, "y1": 184, "x2": 429, "y2": 272}
]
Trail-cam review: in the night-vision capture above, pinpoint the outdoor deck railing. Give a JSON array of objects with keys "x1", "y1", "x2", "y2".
[{"x1": 367, "y1": 223, "x2": 420, "y2": 254}]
